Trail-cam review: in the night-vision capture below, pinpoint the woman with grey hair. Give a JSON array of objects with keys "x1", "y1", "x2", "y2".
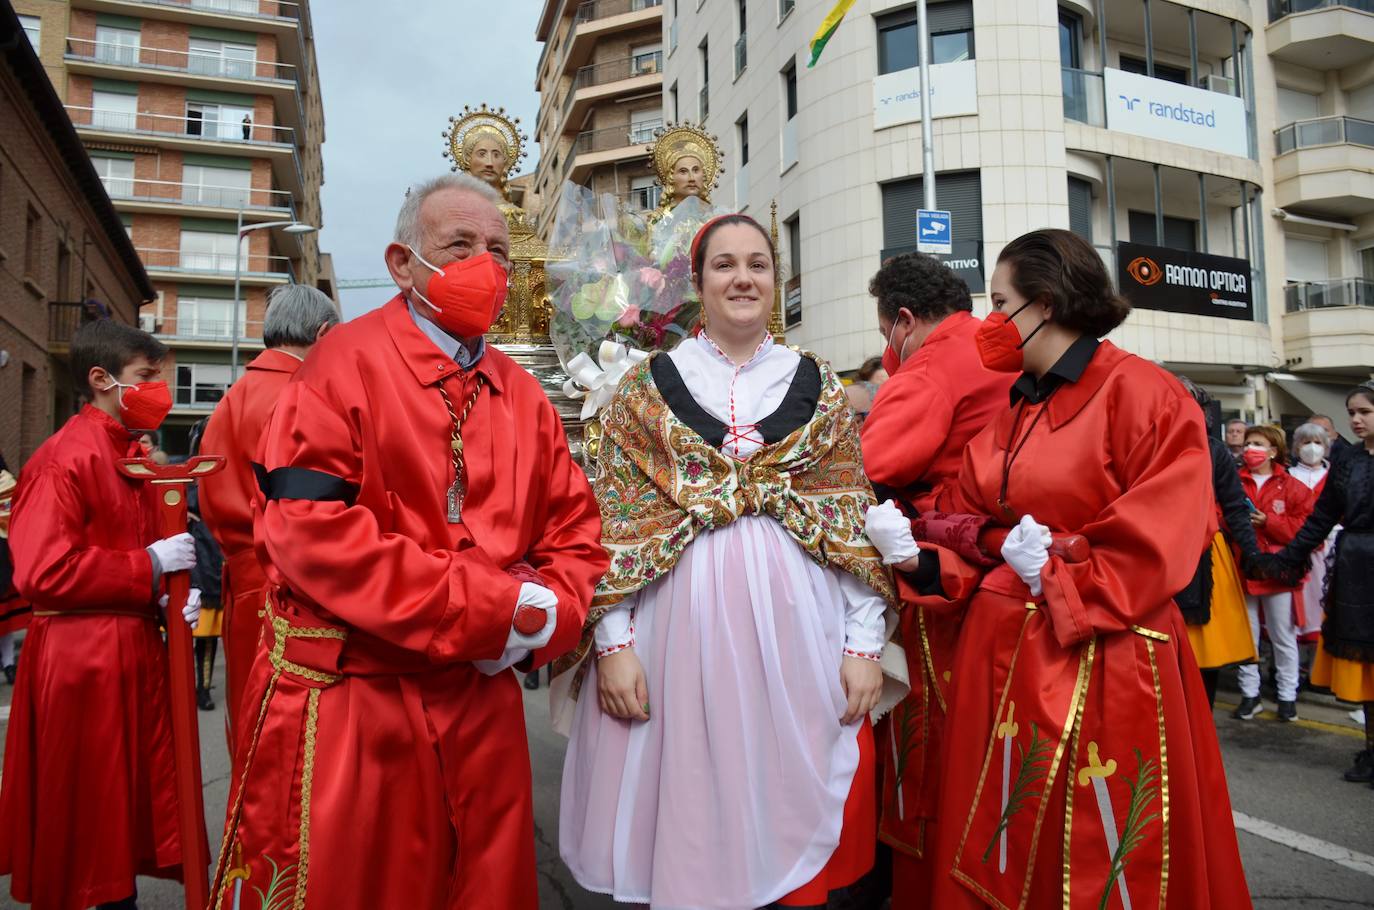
[{"x1": 1291, "y1": 422, "x2": 1336, "y2": 641}]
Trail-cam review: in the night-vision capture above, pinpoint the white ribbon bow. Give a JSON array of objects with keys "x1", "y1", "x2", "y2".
[{"x1": 562, "y1": 339, "x2": 649, "y2": 420}]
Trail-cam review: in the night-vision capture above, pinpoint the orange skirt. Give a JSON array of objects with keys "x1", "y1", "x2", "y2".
[
  {"x1": 778, "y1": 717, "x2": 876, "y2": 906},
  {"x1": 1185, "y1": 533, "x2": 1257, "y2": 669},
  {"x1": 1311, "y1": 643, "x2": 1374, "y2": 703}
]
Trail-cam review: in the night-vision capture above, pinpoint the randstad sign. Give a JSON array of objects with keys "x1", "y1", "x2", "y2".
[{"x1": 1102, "y1": 67, "x2": 1248, "y2": 158}]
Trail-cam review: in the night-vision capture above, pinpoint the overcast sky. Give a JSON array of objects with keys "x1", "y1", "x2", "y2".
[{"x1": 313, "y1": 2, "x2": 542, "y2": 320}]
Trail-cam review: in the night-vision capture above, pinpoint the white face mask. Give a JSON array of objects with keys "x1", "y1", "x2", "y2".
[{"x1": 1298, "y1": 442, "x2": 1326, "y2": 466}]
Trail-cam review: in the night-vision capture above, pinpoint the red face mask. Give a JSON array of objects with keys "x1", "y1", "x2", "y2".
[
  {"x1": 881, "y1": 318, "x2": 910, "y2": 376},
  {"x1": 974, "y1": 302, "x2": 1044, "y2": 373},
  {"x1": 1242, "y1": 447, "x2": 1270, "y2": 469},
  {"x1": 104, "y1": 379, "x2": 173, "y2": 431},
  {"x1": 408, "y1": 247, "x2": 508, "y2": 339}
]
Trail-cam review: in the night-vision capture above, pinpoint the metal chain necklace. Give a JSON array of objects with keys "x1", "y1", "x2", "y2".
[{"x1": 437, "y1": 374, "x2": 486, "y2": 523}]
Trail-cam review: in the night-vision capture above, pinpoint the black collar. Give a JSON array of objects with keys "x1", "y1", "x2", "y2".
[{"x1": 1010, "y1": 335, "x2": 1100, "y2": 405}]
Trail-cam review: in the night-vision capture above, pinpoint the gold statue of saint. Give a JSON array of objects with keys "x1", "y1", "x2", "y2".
[{"x1": 646, "y1": 122, "x2": 723, "y2": 224}]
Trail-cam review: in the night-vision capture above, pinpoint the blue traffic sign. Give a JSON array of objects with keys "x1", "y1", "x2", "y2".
[{"x1": 917, "y1": 209, "x2": 952, "y2": 254}]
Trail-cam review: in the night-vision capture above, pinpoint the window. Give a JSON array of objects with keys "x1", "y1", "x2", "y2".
[
  {"x1": 670, "y1": 82, "x2": 679, "y2": 122},
  {"x1": 628, "y1": 176, "x2": 661, "y2": 211},
  {"x1": 630, "y1": 107, "x2": 663, "y2": 144},
  {"x1": 699, "y1": 40, "x2": 710, "y2": 120},
  {"x1": 1058, "y1": 10, "x2": 1081, "y2": 69},
  {"x1": 56, "y1": 242, "x2": 71, "y2": 301},
  {"x1": 785, "y1": 214, "x2": 801, "y2": 278},
  {"x1": 19, "y1": 15, "x2": 39, "y2": 51},
  {"x1": 1276, "y1": 87, "x2": 1319, "y2": 124},
  {"x1": 24, "y1": 205, "x2": 40, "y2": 280},
  {"x1": 1361, "y1": 246, "x2": 1374, "y2": 281},
  {"x1": 1067, "y1": 177, "x2": 1093, "y2": 244},
  {"x1": 783, "y1": 58, "x2": 798, "y2": 120},
  {"x1": 735, "y1": 0, "x2": 748, "y2": 76},
  {"x1": 880, "y1": 171, "x2": 985, "y2": 291},
  {"x1": 631, "y1": 42, "x2": 663, "y2": 76},
  {"x1": 182, "y1": 164, "x2": 251, "y2": 207},
  {"x1": 180, "y1": 229, "x2": 244, "y2": 272},
  {"x1": 92, "y1": 90, "x2": 138, "y2": 130},
  {"x1": 186, "y1": 102, "x2": 255, "y2": 140},
  {"x1": 876, "y1": 1, "x2": 974, "y2": 75},
  {"x1": 188, "y1": 38, "x2": 257, "y2": 78},
  {"x1": 737, "y1": 113, "x2": 749, "y2": 165},
  {"x1": 175, "y1": 362, "x2": 232, "y2": 408},
  {"x1": 177, "y1": 297, "x2": 245, "y2": 338},
  {"x1": 94, "y1": 25, "x2": 140, "y2": 65},
  {"x1": 780, "y1": 0, "x2": 796, "y2": 19},
  {"x1": 91, "y1": 156, "x2": 136, "y2": 198},
  {"x1": 1128, "y1": 210, "x2": 1197, "y2": 252},
  {"x1": 1119, "y1": 55, "x2": 1190, "y2": 87},
  {"x1": 784, "y1": 214, "x2": 802, "y2": 328}
]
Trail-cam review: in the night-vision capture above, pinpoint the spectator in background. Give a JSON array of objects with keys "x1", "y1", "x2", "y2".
[
  {"x1": 186, "y1": 417, "x2": 223, "y2": 712},
  {"x1": 844, "y1": 356, "x2": 888, "y2": 424},
  {"x1": 1234, "y1": 424, "x2": 1314, "y2": 722},
  {"x1": 1290, "y1": 423, "x2": 1337, "y2": 650},
  {"x1": 241, "y1": 114, "x2": 251, "y2": 140},
  {"x1": 1226, "y1": 418, "x2": 1249, "y2": 461},
  {"x1": 1308, "y1": 413, "x2": 1352, "y2": 462}
]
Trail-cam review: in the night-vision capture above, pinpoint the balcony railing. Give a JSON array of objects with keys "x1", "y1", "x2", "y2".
[
  {"x1": 1284, "y1": 278, "x2": 1374, "y2": 312},
  {"x1": 1062, "y1": 67, "x2": 1106, "y2": 127},
  {"x1": 175, "y1": 383, "x2": 229, "y2": 409},
  {"x1": 1275, "y1": 116, "x2": 1374, "y2": 154},
  {"x1": 118, "y1": 0, "x2": 301, "y2": 22},
  {"x1": 574, "y1": 119, "x2": 663, "y2": 155},
  {"x1": 48, "y1": 301, "x2": 98, "y2": 346},
  {"x1": 98, "y1": 175, "x2": 293, "y2": 210},
  {"x1": 574, "y1": 51, "x2": 663, "y2": 90},
  {"x1": 1269, "y1": 0, "x2": 1374, "y2": 22},
  {"x1": 65, "y1": 37, "x2": 295, "y2": 82},
  {"x1": 135, "y1": 247, "x2": 291, "y2": 276},
  {"x1": 575, "y1": 0, "x2": 662, "y2": 24},
  {"x1": 622, "y1": 185, "x2": 662, "y2": 211},
  {"x1": 734, "y1": 34, "x2": 747, "y2": 77},
  {"x1": 67, "y1": 104, "x2": 295, "y2": 145},
  {"x1": 160, "y1": 318, "x2": 259, "y2": 340}
]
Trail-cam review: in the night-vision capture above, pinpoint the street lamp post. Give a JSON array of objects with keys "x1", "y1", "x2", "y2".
[{"x1": 230, "y1": 211, "x2": 317, "y2": 381}]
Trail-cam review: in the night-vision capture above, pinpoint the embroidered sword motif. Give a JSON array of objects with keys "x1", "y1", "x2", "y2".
[{"x1": 982, "y1": 705, "x2": 1053, "y2": 871}]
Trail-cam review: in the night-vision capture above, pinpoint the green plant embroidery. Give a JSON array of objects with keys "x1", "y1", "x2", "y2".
[
  {"x1": 1098, "y1": 750, "x2": 1161, "y2": 910},
  {"x1": 888, "y1": 697, "x2": 925, "y2": 817},
  {"x1": 981, "y1": 723, "x2": 1054, "y2": 864},
  {"x1": 251, "y1": 855, "x2": 298, "y2": 910}
]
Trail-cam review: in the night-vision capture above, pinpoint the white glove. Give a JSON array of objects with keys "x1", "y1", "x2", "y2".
[
  {"x1": 474, "y1": 582, "x2": 558, "y2": 676},
  {"x1": 148, "y1": 533, "x2": 196, "y2": 574},
  {"x1": 864, "y1": 501, "x2": 920, "y2": 565},
  {"x1": 1002, "y1": 514, "x2": 1052, "y2": 597},
  {"x1": 158, "y1": 587, "x2": 203, "y2": 627}
]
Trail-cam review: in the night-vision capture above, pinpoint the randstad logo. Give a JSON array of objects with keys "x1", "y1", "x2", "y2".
[
  {"x1": 1125, "y1": 256, "x2": 1163, "y2": 286},
  {"x1": 1117, "y1": 94, "x2": 1218, "y2": 127}
]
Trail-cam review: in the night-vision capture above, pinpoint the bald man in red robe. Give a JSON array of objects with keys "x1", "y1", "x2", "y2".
[
  {"x1": 209, "y1": 174, "x2": 606, "y2": 909},
  {"x1": 199, "y1": 284, "x2": 338, "y2": 745}
]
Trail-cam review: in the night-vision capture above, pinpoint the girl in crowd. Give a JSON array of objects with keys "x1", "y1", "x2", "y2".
[
  {"x1": 1260, "y1": 383, "x2": 1374, "y2": 786},
  {"x1": 1289, "y1": 422, "x2": 1337, "y2": 646},
  {"x1": 1234, "y1": 425, "x2": 1313, "y2": 722},
  {"x1": 556, "y1": 214, "x2": 902, "y2": 908}
]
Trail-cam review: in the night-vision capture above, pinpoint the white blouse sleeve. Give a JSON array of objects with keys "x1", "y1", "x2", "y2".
[
  {"x1": 837, "y1": 570, "x2": 886, "y2": 660},
  {"x1": 593, "y1": 593, "x2": 639, "y2": 658}
]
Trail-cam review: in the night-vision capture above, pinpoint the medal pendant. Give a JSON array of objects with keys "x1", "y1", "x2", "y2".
[{"x1": 447, "y1": 478, "x2": 465, "y2": 523}]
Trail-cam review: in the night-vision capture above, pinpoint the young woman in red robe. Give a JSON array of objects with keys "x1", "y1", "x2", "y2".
[
  {"x1": 0, "y1": 319, "x2": 203, "y2": 910},
  {"x1": 908, "y1": 229, "x2": 1249, "y2": 909}
]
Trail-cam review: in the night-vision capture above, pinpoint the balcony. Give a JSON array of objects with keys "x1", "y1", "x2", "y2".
[
  {"x1": 1267, "y1": 1, "x2": 1374, "y2": 69},
  {"x1": 159, "y1": 318, "x2": 261, "y2": 342},
  {"x1": 569, "y1": 120, "x2": 660, "y2": 181},
  {"x1": 1272, "y1": 117, "x2": 1374, "y2": 217},
  {"x1": 1282, "y1": 278, "x2": 1374, "y2": 372},
  {"x1": 559, "y1": 52, "x2": 664, "y2": 134},
  {"x1": 48, "y1": 301, "x2": 99, "y2": 352},
  {"x1": 538, "y1": 0, "x2": 662, "y2": 136},
  {"x1": 66, "y1": 104, "x2": 304, "y2": 197},
  {"x1": 621, "y1": 184, "x2": 662, "y2": 212},
  {"x1": 98, "y1": 175, "x2": 294, "y2": 219},
  {"x1": 77, "y1": 0, "x2": 301, "y2": 26},
  {"x1": 575, "y1": 0, "x2": 662, "y2": 25},
  {"x1": 1061, "y1": 67, "x2": 1106, "y2": 127},
  {"x1": 135, "y1": 247, "x2": 291, "y2": 283}
]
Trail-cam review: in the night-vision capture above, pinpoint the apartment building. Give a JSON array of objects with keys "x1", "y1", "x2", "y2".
[
  {"x1": 534, "y1": 0, "x2": 668, "y2": 239},
  {"x1": 664, "y1": 0, "x2": 1374, "y2": 432},
  {"x1": 14, "y1": 0, "x2": 331, "y2": 452}
]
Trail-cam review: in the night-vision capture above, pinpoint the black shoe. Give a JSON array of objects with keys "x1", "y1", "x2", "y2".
[
  {"x1": 3, "y1": 664, "x2": 14, "y2": 685},
  {"x1": 196, "y1": 688, "x2": 215, "y2": 711},
  {"x1": 1344, "y1": 749, "x2": 1374, "y2": 783},
  {"x1": 1232, "y1": 696, "x2": 1263, "y2": 720},
  {"x1": 523, "y1": 671, "x2": 540, "y2": 691},
  {"x1": 1276, "y1": 700, "x2": 1298, "y2": 722}
]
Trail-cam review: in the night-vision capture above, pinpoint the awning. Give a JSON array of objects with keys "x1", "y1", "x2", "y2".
[{"x1": 1270, "y1": 377, "x2": 1357, "y2": 442}]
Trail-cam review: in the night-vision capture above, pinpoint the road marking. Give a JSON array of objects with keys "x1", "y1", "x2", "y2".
[
  {"x1": 1215, "y1": 701, "x2": 1363, "y2": 740},
  {"x1": 1233, "y1": 811, "x2": 1374, "y2": 878}
]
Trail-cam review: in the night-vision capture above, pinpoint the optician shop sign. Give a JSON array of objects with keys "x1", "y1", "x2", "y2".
[
  {"x1": 1103, "y1": 67, "x2": 1248, "y2": 158},
  {"x1": 873, "y1": 60, "x2": 978, "y2": 130},
  {"x1": 1116, "y1": 241, "x2": 1253, "y2": 322}
]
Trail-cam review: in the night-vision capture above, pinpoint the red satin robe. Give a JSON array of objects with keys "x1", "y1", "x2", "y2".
[
  {"x1": 0, "y1": 406, "x2": 185, "y2": 910},
  {"x1": 199, "y1": 347, "x2": 303, "y2": 742},
  {"x1": 930, "y1": 342, "x2": 1250, "y2": 909},
  {"x1": 860, "y1": 311, "x2": 1014, "y2": 899},
  {"x1": 211, "y1": 296, "x2": 607, "y2": 910}
]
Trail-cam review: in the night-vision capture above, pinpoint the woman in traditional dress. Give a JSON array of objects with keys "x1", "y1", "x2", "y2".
[
  {"x1": 873, "y1": 229, "x2": 1250, "y2": 908},
  {"x1": 1259, "y1": 383, "x2": 1374, "y2": 786},
  {"x1": 555, "y1": 215, "x2": 905, "y2": 908}
]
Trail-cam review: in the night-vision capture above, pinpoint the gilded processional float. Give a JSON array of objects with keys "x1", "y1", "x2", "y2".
[{"x1": 443, "y1": 107, "x2": 783, "y2": 467}]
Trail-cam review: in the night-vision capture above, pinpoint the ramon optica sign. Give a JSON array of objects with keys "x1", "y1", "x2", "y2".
[
  {"x1": 1116, "y1": 241, "x2": 1253, "y2": 322},
  {"x1": 1102, "y1": 68, "x2": 1248, "y2": 158}
]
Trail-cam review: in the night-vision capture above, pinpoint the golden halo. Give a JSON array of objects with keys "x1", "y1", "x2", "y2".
[
  {"x1": 442, "y1": 103, "x2": 528, "y2": 182},
  {"x1": 648, "y1": 122, "x2": 723, "y2": 198}
]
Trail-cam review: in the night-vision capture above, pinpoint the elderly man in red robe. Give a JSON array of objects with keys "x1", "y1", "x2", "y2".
[
  {"x1": 199, "y1": 283, "x2": 338, "y2": 746},
  {"x1": 860, "y1": 252, "x2": 1014, "y2": 904},
  {"x1": 210, "y1": 173, "x2": 607, "y2": 910}
]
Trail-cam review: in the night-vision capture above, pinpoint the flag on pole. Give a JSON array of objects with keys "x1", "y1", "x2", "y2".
[{"x1": 807, "y1": 0, "x2": 858, "y2": 68}]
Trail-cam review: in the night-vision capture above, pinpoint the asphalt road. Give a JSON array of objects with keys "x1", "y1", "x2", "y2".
[{"x1": 0, "y1": 664, "x2": 1369, "y2": 909}]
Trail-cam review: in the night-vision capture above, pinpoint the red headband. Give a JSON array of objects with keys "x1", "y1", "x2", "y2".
[{"x1": 689, "y1": 213, "x2": 766, "y2": 279}]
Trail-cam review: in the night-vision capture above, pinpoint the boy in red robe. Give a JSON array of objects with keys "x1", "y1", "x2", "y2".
[
  {"x1": 0, "y1": 319, "x2": 204, "y2": 910},
  {"x1": 210, "y1": 174, "x2": 606, "y2": 909},
  {"x1": 199, "y1": 284, "x2": 338, "y2": 745}
]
